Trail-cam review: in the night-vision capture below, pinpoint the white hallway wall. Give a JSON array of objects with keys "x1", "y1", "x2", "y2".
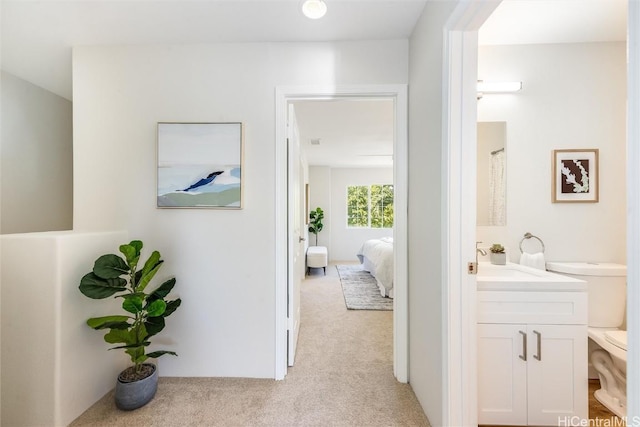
[
  {"x1": 1, "y1": 231, "x2": 129, "y2": 426},
  {"x1": 477, "y1": 42, "x2": 627, "y2": 264},
  {"x1": 73, "y1": 40, "x2": 408, "y2": 378},
  {"x1": 407, "y1": 2, "x2": 459, "y2": 426},
  {"x1": 1, "y1": 71, "x2": 73, "y2": 234}
]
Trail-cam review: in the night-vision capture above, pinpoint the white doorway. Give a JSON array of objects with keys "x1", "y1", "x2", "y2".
[
  {"x1": 443, "y1": 0, "x2": 639, "y2": 425},
  {"x1": 275, "y1": 85, "x2": 408, "y2": 381}
]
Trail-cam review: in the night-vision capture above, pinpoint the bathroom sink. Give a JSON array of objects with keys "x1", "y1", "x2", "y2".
[
  {"x1": 478, "y1": 264, "x2": 544, "y2": 278},
  {"x1": 477, "y1": 262, "x2": 586, "y2": 291}
]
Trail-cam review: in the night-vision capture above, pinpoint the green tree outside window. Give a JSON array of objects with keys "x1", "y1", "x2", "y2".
[
  {"x1": 347, "y1": 185, "x2": 369, "y2": 227},
  {"x1": 347, "y1": 184, "x2": 394, "y2": 228}
]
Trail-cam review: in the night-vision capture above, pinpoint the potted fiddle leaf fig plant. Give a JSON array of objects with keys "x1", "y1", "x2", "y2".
[
  {"x1": 79, "y1": 240, "x2": 181, "y2": 410},
  {"x1": 308, "y1": 207, "x2": 324, "y2": 246},
  {"x1": 489, "y1": 243, "x2": 507, "y2": 265}
]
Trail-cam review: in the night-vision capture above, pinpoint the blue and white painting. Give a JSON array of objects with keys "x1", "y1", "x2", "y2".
[{"x1": 157, "y1": 122, "x2": 243, "y2": 208}]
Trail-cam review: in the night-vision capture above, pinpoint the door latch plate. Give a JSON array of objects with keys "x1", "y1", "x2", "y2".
[{"x1": 468, "y1": 262, "x2": 478, "y2": 275}]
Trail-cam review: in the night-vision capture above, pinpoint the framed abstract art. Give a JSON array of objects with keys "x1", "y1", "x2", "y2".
[
  {"x1": 552, "y1": 149, "x2": 599, "y2": 203},
  {"x1": 157, "y1": 122, "x2": 244, "y2": 209}
]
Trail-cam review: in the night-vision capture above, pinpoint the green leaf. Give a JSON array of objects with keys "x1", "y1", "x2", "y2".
[
  {"x1": 79, "y1": 273, "x2": 127, "y2": 299},
  {"x1": 141, "y1": 251, "x2": 162, "y2": 279},
  {"x1": 146, "y1": 350, "x2": 178, "y2": 359},
  {"x1": 104, "y1": 329, "x2": 135, "y2": 345},
  {"x1": 119, "y1": 244, "x2": 134, "y2": 260},
  {"x1": 136, "y1": 324, "x2": 149, "y2": 342},
  {"x1": 117, "y1": 292, "x2": 146, "y2": 300},
  {"x1": 146, "y1": 299, "x2": 166, "y2": 317},
  {"x1": 144, "y1": 316, "x2": 165, "y2": 337},
  {"x1": 122, "y1": 296, "x2": 143, "y2": 314},
  {"x1": 129, "y1": 240, "x2": 143, "y2": 255},
  {"x1": 93, "y1": 254, "x2": 130, "y2": 279},
  {"x1": 163, "y1": 299, "x2": 182, "y2": 317},
  {"x1": 119, "y1": 244, "x2": 140, "y2": 270},
  {"x1": 151, "y1": 278, "x2": 176, "y2": 300},
  {"x1": 111, "y1": 342, "x2": 151, "y2": 350},
  {"x1": 137, "y1": 263, "x2": 163, "y2": 293},
  {"x1": 137, "y1": 257, "x2": 163, "y2": 292},
  {"x1": 87, "y1": 315, "x2": 130, "y2": 330},
  {"x1": 134, "y1": 270, "x2": 143, "y2": 286},
  {"x1": 104, "y1": 321, "x2": 131, "y2": 330}
]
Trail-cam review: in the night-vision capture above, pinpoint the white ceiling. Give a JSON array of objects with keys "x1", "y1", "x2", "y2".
[
  {"x1": 0, "y1": 0, "x2": 427, "y2": 100},
  {"x1": 295, "y1": 0, "x2": 627, "y2": 167},
  {"x1": 479, "y1": 0, "x2": 627, "y2": 46},
  {"x1": 293, "y1": 99, "x2": 394, "y2": 168},
  {"x1": 1, "y1": 0, "x2": 628, "y2": 167}
]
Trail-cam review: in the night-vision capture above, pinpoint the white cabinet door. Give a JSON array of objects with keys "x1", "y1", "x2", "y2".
[
  {"x1": 478, "y1": 323, "x2": 588, "y2": 426},
  {"x1": 478, "y1": 323, "x2": 528, "y2": 425},
  {"x1": 527, "y1": 324, "x2": 588, "y2": 426}
]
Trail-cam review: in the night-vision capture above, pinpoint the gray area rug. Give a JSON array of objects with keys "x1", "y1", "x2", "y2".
[{"x1": 336, "y1": 265, "x2": 393, "y2": 311}]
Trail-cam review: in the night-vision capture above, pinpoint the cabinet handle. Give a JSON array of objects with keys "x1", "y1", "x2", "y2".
[
  {"x1": 533, "y1": 330, "x2": 542, "y2": 361},
  {"x1": 519, "y1": 330, "x2": 527, "y2": 361}
]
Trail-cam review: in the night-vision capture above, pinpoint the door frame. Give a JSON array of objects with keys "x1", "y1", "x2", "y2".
[
  {"x1": 627, "y1": 0, "x2": 640, "y2": 419},
  {"x1": 444, "y1": 0, "x2": 640, "y2": 424},
  {"x1": 442, "y1": 2, "x2": 500, "y2": 425},
  {"x1": 274, "y1": 84, "x2": 409, "y2": 381}
]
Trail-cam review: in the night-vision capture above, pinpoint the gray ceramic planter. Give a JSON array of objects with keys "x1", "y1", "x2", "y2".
[
  {"x1": 115, "y1": 363, "x2": 158, "y2": 410},
  {"x1": 490, "y1": 252, "x2": 507, "y2": 265}
]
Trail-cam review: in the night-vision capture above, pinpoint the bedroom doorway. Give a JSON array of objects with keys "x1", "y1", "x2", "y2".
[{"x1": 274, "y1": 85, "x2": 408, "y2": 381}]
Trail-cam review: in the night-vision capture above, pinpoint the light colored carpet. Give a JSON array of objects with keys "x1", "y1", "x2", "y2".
[
  {"x1": 335, "y1": 264, "x2": 393, "y2": 311},
  {"x1": 70, "y1": 263, "x2": 429, "y2": 427}
]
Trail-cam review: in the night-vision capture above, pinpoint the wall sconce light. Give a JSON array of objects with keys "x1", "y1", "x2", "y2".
[
  {"x1": 302, "y1": 0, "x2": 328, "y2": 19},
  {"x1": 477, "y1": 80, "x2": 522, "y2": 99}
]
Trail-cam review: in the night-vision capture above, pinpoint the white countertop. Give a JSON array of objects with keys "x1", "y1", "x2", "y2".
[{"x1": 477, "y1": 262, "x2": 587, "y2": 292}]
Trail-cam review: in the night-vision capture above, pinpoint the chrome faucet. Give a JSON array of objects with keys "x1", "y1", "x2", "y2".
[{"x1": 476, "y1": 241, "x2": 487, "y2": 263}]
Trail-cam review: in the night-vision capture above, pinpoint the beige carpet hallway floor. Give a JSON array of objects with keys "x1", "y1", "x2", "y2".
[{"x1": 70, "y1": 263, "x2": 430, "y2": 427}]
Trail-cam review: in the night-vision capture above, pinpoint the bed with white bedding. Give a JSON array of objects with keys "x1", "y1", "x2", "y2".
[{"x1": 356, "y1": 237, "x2": 394, "y2": 298}]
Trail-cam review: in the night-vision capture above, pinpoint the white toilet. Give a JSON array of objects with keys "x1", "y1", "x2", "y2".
[{"x1": 546, "y1": 262, "x2": 627, "y2": 418}]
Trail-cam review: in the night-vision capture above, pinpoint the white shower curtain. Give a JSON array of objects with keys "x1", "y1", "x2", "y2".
[{"x1": 489, "y1": 150, "x2": 506, "y2": 226}]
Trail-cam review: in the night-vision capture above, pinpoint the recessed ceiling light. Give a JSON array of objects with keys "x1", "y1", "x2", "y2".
[{"x1": 302, "y1": 0, "x2": 327, "y2": 20}]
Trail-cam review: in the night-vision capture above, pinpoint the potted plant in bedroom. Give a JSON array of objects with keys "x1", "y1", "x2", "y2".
[
  {"x1": 308, "y1": 207, "x2": 324, "y2": 246},
  {"x1": 489, "y1": 243, "x2": 507, "y2": 265},
  {"x1": 78, "y1": 240, "x2": 181, "y2": 410}
]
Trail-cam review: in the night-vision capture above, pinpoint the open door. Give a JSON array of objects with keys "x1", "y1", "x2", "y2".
[{"x1": 287, "y1": 103, "x2": 304, "y2": 366}]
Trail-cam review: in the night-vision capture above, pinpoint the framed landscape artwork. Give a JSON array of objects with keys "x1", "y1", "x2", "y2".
[
  {"x1": 552, "y1": 148, "x2": 599, "y2": 203},
  {"x1": 157, "y1": 122, "x2": 244, "y2": 209}
]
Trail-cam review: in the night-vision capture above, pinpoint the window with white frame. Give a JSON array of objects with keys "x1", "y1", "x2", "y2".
[{"x1": 346, "y1": 184, "x2": 394, "y2": 228}]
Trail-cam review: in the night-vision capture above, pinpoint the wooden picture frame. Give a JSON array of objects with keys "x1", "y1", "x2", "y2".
[
  {"x1": 157, "y1": 122, "x2": 244, "y2": 209},
  {"x1": 305, "y1": 183, "x2": 310, "y2": 225},
  {"x1": 552, "y1": 149, "x2": 599, "y2": 203}
]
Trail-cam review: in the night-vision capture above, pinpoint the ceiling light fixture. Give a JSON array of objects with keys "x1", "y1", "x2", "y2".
[{"x1": 302, "y1": 0, "x2": 327, "y2": 19}]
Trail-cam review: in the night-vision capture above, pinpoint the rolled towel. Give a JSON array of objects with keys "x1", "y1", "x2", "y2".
[{"x1": 520, "y1": 252, "x2": 546, "y2": 270}]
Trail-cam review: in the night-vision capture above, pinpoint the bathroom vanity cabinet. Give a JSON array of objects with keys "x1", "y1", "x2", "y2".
[{"x1": 477, "y1": 290, "x2": 588, "y2": 426}]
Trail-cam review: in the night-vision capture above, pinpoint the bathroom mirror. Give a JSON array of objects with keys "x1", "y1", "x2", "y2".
[{"x1": 477, "y1": 122, "x2": 506, "y2": 226}]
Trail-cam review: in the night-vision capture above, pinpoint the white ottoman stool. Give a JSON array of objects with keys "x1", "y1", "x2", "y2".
[{"x1": 306, "y1": 246, "x2": 328, "y2": 275}]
